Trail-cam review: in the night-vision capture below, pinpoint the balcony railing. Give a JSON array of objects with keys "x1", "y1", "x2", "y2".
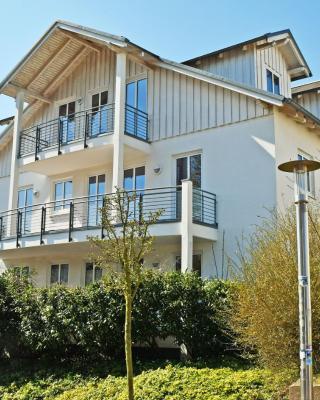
[
  {"x1": 125, "y1": 104, "x2": 148, "y2": 141},
  {"x1": 0, "y1": 187, "x2": 217, "y2": 247},
  {"x1": 19, "y1": 104, "x2": 115, "y2": 158},
  {"x1": 18, "y1": 104, "x2": 149, "y2": 159}
]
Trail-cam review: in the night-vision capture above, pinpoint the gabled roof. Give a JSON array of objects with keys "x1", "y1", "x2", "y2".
[
  {"x1": 292, "y1": 80, "x2": 320, "y2": 95},
  {"x1": 183, "y1": 29, "x2": 311, "y2": 81}
]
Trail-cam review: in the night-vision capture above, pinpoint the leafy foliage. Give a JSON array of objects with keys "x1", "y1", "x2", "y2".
[
  {"x1": 0, "y1": 360, "x2": 293, "y2": 400},
  {"x1": 231, "y1": 206, "x2": 320, "y2": 372},
  {"x1": 0, "y1": 270, "x2": 233, "y2": 361}
]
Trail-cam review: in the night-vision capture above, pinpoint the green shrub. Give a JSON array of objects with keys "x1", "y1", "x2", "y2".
[
  {"x1": 55, "y1": 365, "x2": 291, "y2": 400},
  {"x1": 0, "y1": 270, "x2": 233, "y2": 361},
  {"x1": 231, "y1": 207, "x2": 320, "y2": 372}
]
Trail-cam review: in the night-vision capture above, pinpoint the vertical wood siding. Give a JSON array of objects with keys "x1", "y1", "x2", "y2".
[
  {"x1": 255, "y1": 45, "x2": 291, "y2": 97},
  {"x1": 148, "y1": 66, "x2": 271, "y2": 141},
  {"x1": 187, "y1": 48, "x2": 256, "y2": 87},
  {"x1": 27, "y1": 48, "x2": 117, "y2": 126},
  {"x1": 0, "y1": 142, "x2": 12, "y2": 178},
  {"x1": 22, "y1": 50, "x2": 270, "y2": 142},
  {"x1": 293, "y1": 92, "x2": 320, "y2": 119}
]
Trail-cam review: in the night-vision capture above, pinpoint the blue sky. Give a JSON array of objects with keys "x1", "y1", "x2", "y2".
[{"x1": 0, "y1": 0, "x2": 319, "y2": 125}]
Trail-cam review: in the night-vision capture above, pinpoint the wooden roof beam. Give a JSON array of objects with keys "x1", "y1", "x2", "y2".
[
  {"x1": 43, "y1": 47, "x2": 90, "y2": 96},
  {"x1": 58, "y1": 29, "x2": 101, "y2": 53},
  {"x1": 7, "y1": 83, "x2": 52, "y2": 104},
  {"x1": 26, "y1": 39, "x2": 72, "y2": 88}
]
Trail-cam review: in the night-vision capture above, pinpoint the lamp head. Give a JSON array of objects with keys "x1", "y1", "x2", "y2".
[{"x1": 278, "y1": 160, "x2": 320, "y2": 173}]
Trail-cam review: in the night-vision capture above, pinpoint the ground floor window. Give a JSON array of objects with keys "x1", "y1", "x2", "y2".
[
  {"x1": 50, "y1": 264, "x2": 69, "y2": 285},
  {"x1": 85, "y1": 262, "x2": 102, "y2": 286},
  {"x1": 13, "y1": 266, "x2": 30, "y2": 279},
  {"x1": 175, "y1": 254, "x2": 202, "y2": 275}
]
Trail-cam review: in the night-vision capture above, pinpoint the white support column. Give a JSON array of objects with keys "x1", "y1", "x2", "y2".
[
  {"x1": 8, "y1": 90, "x2": 25, "y2": 212},
  {"x1": 112, "y1": 52, "x2": 127, "y2": 190},
  {"x1": 181, "y1": 179, "x2": 193, "y2": 273}
]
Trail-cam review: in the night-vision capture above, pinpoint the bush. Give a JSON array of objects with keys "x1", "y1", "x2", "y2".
[
  {"x1": 0, "y1": 270, "x2": 234, "y2": 361},
  {"x1": 55, "y1": 365, "x2": 291, "y2": 400},
  {"x1": 231, "y1": 207, "x2": 320, "y2": 372}
]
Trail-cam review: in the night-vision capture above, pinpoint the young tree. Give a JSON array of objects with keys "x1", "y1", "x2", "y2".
[{"x1": 89, "y1": 189, "x2": 162, "y2": 400}]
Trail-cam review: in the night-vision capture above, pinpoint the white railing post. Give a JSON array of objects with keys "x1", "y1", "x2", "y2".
[
  {"x1": 112, "y1": 52, "x2": 127, "y2": 191},
  {"x1": 8, "y1": 90, "x2": 24, "y2": 236},
  {"x1": 181, "y1": 179, "x2": 193, "y2": 273}
]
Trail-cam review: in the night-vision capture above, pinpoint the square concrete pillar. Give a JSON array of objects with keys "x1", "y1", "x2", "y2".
[{"x1": 181, "y1": 179, "x2": 193, "y2": 272}]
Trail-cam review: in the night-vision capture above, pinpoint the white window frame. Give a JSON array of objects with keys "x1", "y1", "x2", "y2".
[
  {"x1": 298, "y1": 151, "x2": 316, "y2": 197},
  {"x1": 174, "y1": 151, "x2": 202, "y2": 187},
  {"x1": 52, "y1": 178, "x2": 73, "y2": 212},
  {"x1": 84, "y1": 262, "x2": 103, "y2": 286},
  {"x1": 50, "y1": 264, "x2": 69, "y2": 285},
  {"x1": 13, "y1": 266, "x2": 30, "y2": 279},
  {"x1": 55, "y1": 96, "x2": 78, "y2": 118},
  {"x1": 265, "y1": 66, "x2": 281, "y2": 95},
  {"x1": 123, "y1": 165, "x2": 146, "y2": 190}
]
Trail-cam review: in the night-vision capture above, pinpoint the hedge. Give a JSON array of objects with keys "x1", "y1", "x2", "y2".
[{"x1": 0, "y1": 271, "x2": 234, "y2": 361}]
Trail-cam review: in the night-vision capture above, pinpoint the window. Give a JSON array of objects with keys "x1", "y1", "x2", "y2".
[
  {"x1": 175, "y1": 254, "x2": 202, "y2": 275},
  {"x1": 266, "y1": 69, "x2": 280, "y2": 95},
  {"x1": 50, "y1": 264, "x2": 69, "y2": 285},
  {"x1": 59, "y1": 101, "x2": 76, "y2": 143},
  {"x1": 54, "y1": 181, "x2": 73, "y2": 211},
  {"x1": 298, "y1": 153, "x2": 315, "y2": 195},
  {"x1": 88, "y1": 175, "x2": 106, "y2": 226},
  {"x1": 124, "y1": 166, "x2": 145, "y2": 191},
  {"x1": 89, "y1": 91, "x2": 109, "y2": 136},
  {"x1": 13, "y1": 266, "x2": 30, "y2": 279},
  {"x1": 17, "y1": 187, "x2": 33, "y2": 234},
  {"x1": 125, "y1": 79, "x2": 147, "y2": 138},
  {"x1": 85, "y1": 263, "x2": 102, "y2": 286},
  {"x1": 176, "y1": 154, "x2": 201, "y2": 188}
]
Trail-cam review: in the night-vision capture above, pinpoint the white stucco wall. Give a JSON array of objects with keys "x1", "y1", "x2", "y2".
[{"x1": 274, "y1": 108, "x2": 320, "y2": 210}]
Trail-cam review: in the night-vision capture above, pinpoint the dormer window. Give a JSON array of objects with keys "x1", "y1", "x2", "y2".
[{"x1": 266, "y1": 69, "x2": 280, "y2": 95}]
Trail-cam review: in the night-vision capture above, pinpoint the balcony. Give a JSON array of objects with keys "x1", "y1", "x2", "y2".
[
  {"x1": 0, "y1": 187, "x2": 217, "y2": 250},
  {"x1": 18, "y1": 104, "x2": 149, "y2": 161}
]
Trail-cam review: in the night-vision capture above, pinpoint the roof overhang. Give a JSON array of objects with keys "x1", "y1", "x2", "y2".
[
  {"x1": 0, "y1": 20, "x2": 160, "y2": 104},
  {"x1": 183, "y1": 29, "x2": 311, "y2": 81},
  {"x1": 292, "y1": 80, "x2": 320, "y2": 96}
]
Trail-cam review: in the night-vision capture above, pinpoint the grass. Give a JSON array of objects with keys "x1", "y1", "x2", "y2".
[{"x1": 0, "y1": 358, "x2": 295, "y2": 400}]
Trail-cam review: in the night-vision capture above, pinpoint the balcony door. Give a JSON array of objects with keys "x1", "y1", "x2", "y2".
[
  {"x1": 87, "y1": 175, "x2": 106, "y2": 227},
  {"x1": 176, "y1": 154, "x2": 202, "y2": 220},
  {"x1": 125, "y1": 79, "x2": 147, "y2": 139},
  {"x1": 89, "y1": 91, "x2": 108, "y2": 137},
  {"x1": 124, "y1": 166, "x2": 145, "y2": 219},
  {"x1": 59, "y1": 101, "x2": 76, "y2": 143},
  {"x1": 17, "y1": 188, "x2": 33, "y2": 234}
]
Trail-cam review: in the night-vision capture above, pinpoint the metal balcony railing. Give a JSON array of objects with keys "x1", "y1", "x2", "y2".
[
  {"x1": 0, "y1": 187, "x2": 217, "y2": 248},
  {"x1": 193, "y1": 188, "x2": 217, "y2": 227},
  {"x1": 18, "y1": 104, "x2": 150, "y2": 159},
  {"x1": 19, "y1": 104, "x2": 115, "y2": 158},
  {"x1": 125, "y1": 104, "x2": 148, "y2": 141}
]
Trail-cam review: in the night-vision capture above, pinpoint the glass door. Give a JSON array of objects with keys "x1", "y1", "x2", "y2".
[
  {"x1": 176, "y1": 154, "x2": 202, "y2": 220},
  {"x1": 87, "y1": 175, "x2": 106, "y2": 226},
  {"x1": 125, "y1": 79, "x2": 147, "y2": 138},
  {"x1": 89, "y1": 91, "x2": 108, "y2": 137},
  {"x1": 123, "y1": 166, "x2": 145, "y2": 219},
  {"x1": 17, "y1": 188, "x2": 33, "y2": 234},
  {"x1": 59, "y1": 101, "x2": 76, "y2": 143}
]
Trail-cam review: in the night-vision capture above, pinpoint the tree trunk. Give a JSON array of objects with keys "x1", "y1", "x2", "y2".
[{"x1": 125, "y1": 292, "x2": 134, "y2": 400}]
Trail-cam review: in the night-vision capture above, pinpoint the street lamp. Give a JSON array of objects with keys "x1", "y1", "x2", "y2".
[{"x1": 278, "y1": 159, "x2": 320, "y2": 400}]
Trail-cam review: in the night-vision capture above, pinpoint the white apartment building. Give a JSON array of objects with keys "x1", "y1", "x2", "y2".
[{"x1": 0, "y1": 21, "x2": 319, "y2": 286}]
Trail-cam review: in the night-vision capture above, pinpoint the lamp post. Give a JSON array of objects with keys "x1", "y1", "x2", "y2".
[{"x1": 278, "y1": 159, "x2": 320, "y2": 400}]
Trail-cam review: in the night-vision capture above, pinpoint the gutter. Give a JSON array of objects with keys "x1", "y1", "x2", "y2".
[{"x1": 283, "y1": 97, "x2": 320, "y2": 127}]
